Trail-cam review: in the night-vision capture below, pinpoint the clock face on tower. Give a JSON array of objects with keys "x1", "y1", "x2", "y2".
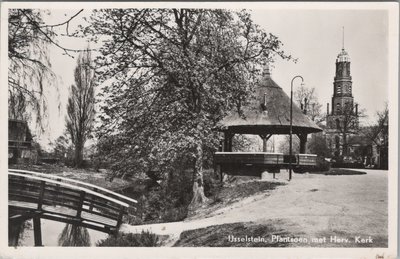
[{"x1": 337, "y1": 66, "x2": 342, "y2": 76}]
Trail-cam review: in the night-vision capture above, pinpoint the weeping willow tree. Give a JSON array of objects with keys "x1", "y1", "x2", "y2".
[
  {"x1": 58, "y1": 224, "x2": 91, "y2": 246},
  {"x1": 8, "y1": 9, "x2": 83, "y2": 128}
]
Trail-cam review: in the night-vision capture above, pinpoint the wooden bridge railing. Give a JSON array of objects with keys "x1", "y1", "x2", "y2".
[
  {"x1": 9, "y1": 169, "x2": 138, "y2": 208},
  {"x1": 9, "y1": 171, "x2": 136, "y2": 236}
]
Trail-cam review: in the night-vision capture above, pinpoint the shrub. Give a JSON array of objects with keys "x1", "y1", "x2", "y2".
[
  {"x1": 96, "y1": 230, "x2": 160, "y2": 247},
  {"x1": 130, "y1": 167, "x2": 193, "y2": 224},
  {"x1": 202, "y1": 169, "x2": 221, "y2": 198}
]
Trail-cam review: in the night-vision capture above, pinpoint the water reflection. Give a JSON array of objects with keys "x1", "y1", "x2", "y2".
[
  {"x1": 58, "y1": 224, "x2": 91, "y2": 246},
  {"x1": 9, "y1": 220, "x2": 32, "y2": 246},
  {"x1": 9, "y1": 218, "x2": 108, "y2": 246}
]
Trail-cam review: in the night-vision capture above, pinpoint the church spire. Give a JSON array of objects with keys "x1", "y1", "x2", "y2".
[
  {"x1": 342, "y1": 26, "x2": 345, "y2": 50},
  {"x1": 337, "y1": 27, "x2": 350, "y2": 63}
]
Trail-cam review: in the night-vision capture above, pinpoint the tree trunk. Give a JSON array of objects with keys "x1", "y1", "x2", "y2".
[
  {"x1": 74, "y1": 141, "x2": 84, "y2": 168},
  {"x1": 189, "y1": 142, "x2": 208, "y2": 208},
  {"x1": 342, "y1": 133, "x2": 348, "y2": 156}
]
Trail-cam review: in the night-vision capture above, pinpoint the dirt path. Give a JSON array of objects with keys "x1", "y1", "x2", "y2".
[{"x1": 120, "y1": 169, "x2": 388, "y2": 246}]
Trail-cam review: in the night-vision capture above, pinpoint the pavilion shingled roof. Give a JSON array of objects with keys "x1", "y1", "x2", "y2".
[{"x1": 217, "y1": 70, "x2": 322, "y2": 135}]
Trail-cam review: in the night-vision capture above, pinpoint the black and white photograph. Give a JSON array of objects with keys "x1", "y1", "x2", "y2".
[{"x1": 1, "y1": 2, "x2": 398, "y2": 258}]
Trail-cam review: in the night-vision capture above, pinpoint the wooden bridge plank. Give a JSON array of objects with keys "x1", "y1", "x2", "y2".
[
  {"x1": 9, "y1": 172, "x2": 130, "y2": 207},
  {"x1": 9, "y1": 169, "x2": 138, "y2": 205},
  {"x1": 42, "y1": 205, "x2": 77, "y2": 217},
  {"x1": 81, "y1": 211, "x2": 118, "y2": 226},
  {"x1": 9, "y1": 171, "x2": 135, "y2": 235},
  {"x1": 9, "y1": 200, "x2": 38, "y2": 210}
]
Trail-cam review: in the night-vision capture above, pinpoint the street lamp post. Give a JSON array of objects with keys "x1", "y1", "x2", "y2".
[{"x1": 289, "y1": 75, "x2": 304, "y2": 181}]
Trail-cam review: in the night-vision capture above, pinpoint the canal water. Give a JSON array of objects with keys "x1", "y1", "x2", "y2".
[{"x1": 13, "y1": 218, "x2": 109, "y2": 246}]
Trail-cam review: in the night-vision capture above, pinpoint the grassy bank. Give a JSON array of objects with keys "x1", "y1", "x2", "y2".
[
  {"x1": 308, "y1": 168, "x2": 366, "y2": 175},
  {"x1": 173, "y1": 221, "x2": 387, "y2": 247}
]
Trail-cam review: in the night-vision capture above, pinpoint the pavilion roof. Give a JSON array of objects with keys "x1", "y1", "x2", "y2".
[{"x1": 216, "y1": 70, "x2": 322, "y2": 135}]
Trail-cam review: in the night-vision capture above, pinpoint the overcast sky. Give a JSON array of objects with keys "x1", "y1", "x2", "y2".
[{"x1": 36, "y1": 8, "x2": 389, "y2": 147}]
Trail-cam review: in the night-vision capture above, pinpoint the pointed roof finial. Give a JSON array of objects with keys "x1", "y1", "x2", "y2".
[{"x1": 342, "y1": 26, "x2": 345, "y2": 50}]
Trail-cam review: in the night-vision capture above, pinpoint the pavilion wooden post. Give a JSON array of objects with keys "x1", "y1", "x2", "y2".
[
  {"x1": 259, "y1": 134, "x2": 273, "y2": 152},
  {"x1": 259, "y1": 134, "x2": 274, "y2": 178},
  {"x1": 224, "y1": 132, "x2": 234, "y2": 152},
  {"x1": 297, "y1": 133, "x2": 308, "y2": 154},
  {"x1": 221, "y1": 131, "x2": 234, "y2": 183},
  {"x1": 223, "y1": 132, "x2": 228, "y2": 152}
]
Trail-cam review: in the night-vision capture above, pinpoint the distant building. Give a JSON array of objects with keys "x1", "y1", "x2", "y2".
[
  {"x1": 326, "y1": 39, "x2": 359, "y2": 157},
  {"x1": 8, "y1": 119, "x2": 37, "y2": 164}
]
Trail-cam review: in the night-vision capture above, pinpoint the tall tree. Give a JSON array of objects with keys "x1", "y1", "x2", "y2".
[
  {"x1": 308, "y1": 134, "x2": 330, "y2": 157},
  {"x1": 361, "y1": 104, "x2": 388, "y2": 145},
  {"x1": 66, "y1": 48, "x2": 95, "y2": 167},
  {"x1": 8, "y1": 9, "x2": 83, "y2": 126},
  {"x1": 329, "y1": 103, "x2": 364, "y2": 156},
  {"x1": 85, "y1": 9, "x2": 291, "y2": 206},
  {"x1": 360, "y1": 104, "x2": 388, "y2": 168},
  {"x1": 50, "y1": 134, "x2": 73, "y2": 162},
  {"x1": 294, "y1": 85, "x2": 323, "y2": 123}
]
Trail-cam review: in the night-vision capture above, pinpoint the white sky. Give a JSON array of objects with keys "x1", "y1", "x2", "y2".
[{"x1": 35, "y1": 8, "x2": 389, "y2": 148}]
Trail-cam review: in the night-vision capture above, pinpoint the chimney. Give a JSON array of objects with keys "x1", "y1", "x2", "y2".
[{"x1": 355, "y1": 104, "x2": 358, "y2": 115}]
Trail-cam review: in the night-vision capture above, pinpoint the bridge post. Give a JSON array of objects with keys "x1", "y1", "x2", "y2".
[
  {"x1": 116, "y1": 206, "x2": 126, "y2": 230},
  {"x1": 56, "y1": 178, "x2": 61, "y2": 199},
  {"x1": 37, "y1": 180, "x2": 46, "y2": 210},
  {"x1": 76, "y1": 191, "x2": 85, "y2": 218},
  {"x1": 33, "y1": 216, "x2": 42, "y2": 246},
  {"x1": 89, "y1": 188, "x2": 97, "y2": 211}
]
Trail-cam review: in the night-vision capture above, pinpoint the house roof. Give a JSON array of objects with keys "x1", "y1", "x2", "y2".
[
  {"x1": 8, "y1": 119, "x2": 33, "y2": 142},
  {"x1": 216, "y1": 69, "x2": 322, "y2": 135}
]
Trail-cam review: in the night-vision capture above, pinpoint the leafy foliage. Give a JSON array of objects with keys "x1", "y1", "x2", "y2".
[
  {"x1": 96, "y1": 230, "x2": 160, "y2": 247},
  {"x1": 308, "y1": 134, "x2": 330, "y2": 157},
  {"x1": 50, "y1": 135, "x2": 74, "y2": 163},
  {"x1": 66, "y1": 48, "x2": 96, "y2": 167},
  {"x1": 85, "y1": 9, "x2": 291, "y2": 205},
  {"x1": 125, "y1": 159, "x2": 194, "y2": 224}
]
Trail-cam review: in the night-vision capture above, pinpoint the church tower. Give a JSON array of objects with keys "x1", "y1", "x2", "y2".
[{"x1": 326, "y1": 28, "x2": 359, "y2": 156}]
